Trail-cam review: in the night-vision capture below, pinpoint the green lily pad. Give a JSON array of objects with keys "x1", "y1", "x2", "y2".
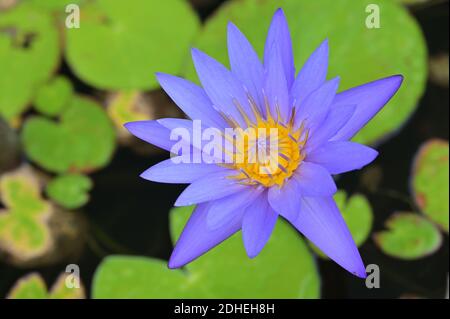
[
  {"x1": 33, "y1": 76, "x2": 74, "y2": 117},
  {"x1": 0, "y1": 166, "x2": 53, "y2": 262},
  {"x1": 22, "y1": 96, "x2": 116, "y2": 174},
  {"x1": 7, "y1": 272, "x2": 85, "y2": 299},
  {"x1": 92, "y1": 205, "x2": 320, "y2": 298},
  {"x1": 0, "y1": 2, "x2": 60, "y2": 122},
  {"x1": 65, "y1": 0, "x2": 200, "y2": 90},
  {"x1": 411, "y1": 139, "x2": 449, "y2": 233},
  {"x1": 310, "y1": 191, "x2": 373, "y2": 258},
  {"x1": 374, "y1": 212, "x2": 442, "y2": 260},
  {"x1": 27, "y1": 0, "x2": 84, "y2": 11},
  {"x1": 46, "y1": 174, "x2": 93, "y2": 210},
  {"x1": 183, "y1": 0, "x2": 427, "y2": 145}
]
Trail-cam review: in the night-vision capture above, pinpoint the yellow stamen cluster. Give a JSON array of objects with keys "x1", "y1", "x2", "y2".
[{"x1": 223, "y1": 101, "x2": 308, "y2": 188}]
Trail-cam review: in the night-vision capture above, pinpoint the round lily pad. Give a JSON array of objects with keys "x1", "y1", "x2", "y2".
[
  {"x1": 374, "y1": 212, "x2": 442, "y2": 260},
  {"x1": 7, "y1": 272, "x2": 85, "y2": 299},
  {"x1": 22, "y1": 96, "x2": 116, "y2": 174},
  {"x1": 46, "y1": 174, "x2": 93, "y2": 210},
  {"x1": 183, "y1": 0, "x2": 427, "y2": 145},
  {"x1": 411, "y1": 139, "x2": 449, "y2": 232},
  {"x1": 311, "y1": 191, "x2": 373, "y2": 258},
  {"x1": 0, "y1": 2, "x2": 60, "y2": 122},
  {"x1": 92, "y1": 205, "x2": 320, "y2": 298},
  {"x1": 33, "y1": 76, "x2": 74, "y2": 117},
  {"x1": 65, "y1": 0, "x2": 200, "y2": 90}
]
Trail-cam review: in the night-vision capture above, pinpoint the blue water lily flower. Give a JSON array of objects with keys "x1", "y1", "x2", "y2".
[{"x1": 125, "y1": 8, "x2": 403, "y2": 278}]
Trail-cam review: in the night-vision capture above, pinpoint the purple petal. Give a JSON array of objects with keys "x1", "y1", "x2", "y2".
[
  {"x1": 169, "y1": 203, "x2": 242, "y2": 268},
  {"x1": 264, "y1": 8, "x2": 295, "y2": 87},
  {"x1": 140, "y1": 158, "x2": 226, "y2": 184},
  {"x1": 306, "y1": 141, "x2": 378, "y2": 174},
  {"x1": 124, "y1": 120, "x2": 172, "y2": 152},
  {"x1": 206, "y1": 186, "x2": 263, "y2": 230},
  {"x1": 287, "y1": 196, "x2": 366, "y2": 278},
  {"x1": 293, "y1": 161, "x2": 337, "y2": 196},
  {"x1": 268, "y1": 178, "x2": 301, "y2": 221},
  {"x1": 227, "y1": 22, "x2": 265, "y2": 114},
  {"x1": 264, "y1": 39, "x2": 291, "y2": 122},
  {"x1": 242, "y1": 192, "x2": 278, "y2": 258},
  {"x1": 294, "y1": 77, "x2": 340, "y2": 132},
  {"x1": 157, "y1": 118, "x2": 226, "y2": 163},
  {"x1": 330, "y1": 75, "x2": 404, "y2": 141},
  {"x1": 305, "y1": 104, "x2": 356, "y2": 152},
  {"x1": 191, "y1": 48, "x2": 254, "y2": 126},
  {"x1": 174, "y1": 170, "x2": 247, "y2": 206},
  {"x1": 291, "y1": 39, "x2": 329, "y2": 106},
  {"x1": 156, "y1": 73, "x2": 227, "y2": 128}
]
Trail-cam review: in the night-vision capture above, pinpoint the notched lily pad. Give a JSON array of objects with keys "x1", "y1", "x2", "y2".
[
  {"x1": 0, "y1": 2, "x2": 60, "y2": 122},
  {"x1": 65, "y1": 0, "x2": 200, "y2": 90},
  {"x1": 92, "y1": 205, "x2": 320, "y2": 298},
  {"x1": 183, "y1": 0, "x2": 427, "y2": 145},
  {"x1": 7, "y1": 272, "x2": 85, "y2": 299},
  {"x1": 22, "y1": 96, "x2": 116, "y2": 174},
  {"x1": 311, "y1": 191, "x2": 373, "y2": 258},
  {"x1": 411, "y1": 139, "x2": 449, "y2": 232},
  {"x1": 374, "y1": 212, "x2": 442, "y2": 260},
  {"x1": 46, "y1": 174, "x2": 93, "y2": 210},
  {"x1": 0, "y1": 166, "x2": 53, "y2": 262},
  {"x1": 33, "y1": 76, "x2": 74, "y2": 117}
]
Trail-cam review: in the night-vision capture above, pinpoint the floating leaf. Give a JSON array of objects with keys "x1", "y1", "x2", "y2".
[
  {"x1": 310, "y1": 191, "x2": 373, "y2": 258},
  {"x1": 22, "y1": 96, "x2": 116, "y2": 174},
  {"x1": 27, "y1": 0, "x2": 83, "y2": 11},
  {"x1": 411, "y1": 139, "x2": 449, "y2": 232},
  {"x1": 0, "y1": 2, "x2": 60, "y2": 122},
  {"x1": 7, "y1": 272, "x2": 85, "y2": 299},
  {"x1": 65, "y1": 0, "x2": 200, "y2": 90},
  {"x1": 92, "y1": 205, "x2": 320, "y2": 298},
  {"x1": 0, "y1": 166, "x2": 53, "y2": 262},
  {"x1": 183, "y1": 0, "x2": 427, "y2": 145},
  {"x1": 374, "y1": 212, "x2": 442, "y2": 260},
  {"x1": 46, "y1": 174, "x2": 92, "y2": 210},
  {"x1": 33, "y1": 76, "x2": 74, "y2": 117}
]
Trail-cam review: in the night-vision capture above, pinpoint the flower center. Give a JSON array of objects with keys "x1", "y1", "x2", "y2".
[{"x1": 228, "y1": 114, "x2": 307, "y2": 187}]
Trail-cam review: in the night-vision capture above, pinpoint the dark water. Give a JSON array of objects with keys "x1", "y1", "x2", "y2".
[{"x1": 0, "y1": 0, "x2": 448, "y2": 299}]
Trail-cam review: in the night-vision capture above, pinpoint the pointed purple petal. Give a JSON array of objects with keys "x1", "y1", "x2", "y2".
[
  {"x1": 174, "y1": 170, "x2": 247, "y2": 206},
  {"x1": 124, "y1": 120, "x2": 172, "y2": 152},
  {"x1": 306, "y1": 141, "x2": 378, "y2": 174},
  {"x1": 293, "y1": 161, "x2": 337, "y2": 196},
  {"x1": 191, "y1": 48, "x2": 254, "y2": 126},
  {"x1": 264, "y1": 39, "x2": 291, "y2": 122},
  {"x1": 156, "y1": 73, "x2": 227, "y2": 128},
  {"x1": 306, "y1": 104, "x2": 356, "y2": 152},
  {"x1": 227, "y1": 22, "x2": 265, "y2": 114},
  {"x1": 291, "y1": 39, "x2": 329, "y2": 106},
  {"x1": 169, "y1": 203, "x2": 242, "y2": 268},
  {"x1": 206, "y1": 186, "x2": 263, "y2": 230},
  {"x1": 140, "y1": 158, "x2": 226, "y2": 184},
  {"x1": 294, "y1": 77, "x2": 340, "y2": 132},
  {"x1": 268, "y1": 178, "x2": 301, "y2": 221},
  {"x1": 242, "y1": 193, "x2": 278, "y2": 258},
  {"x1": 287, "y1": 196, "x2": 366, "y2": 278},
  {"x1": 264, "y1": 8, "x2": 295, "y2": 87},
  {"x1": 330, "y1": 75, "x2": 404, "y2": 141}
]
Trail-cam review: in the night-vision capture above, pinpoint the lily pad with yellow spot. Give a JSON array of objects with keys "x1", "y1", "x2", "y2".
[
  {"x1": 0, "y1": 166, "x2": 53, "y2": 262},
  {"x1": 411, "y1": 139, "x2": 449, "y2": 233},
  {"x1": 7, "y1": 272, "x2": 85, "y2": 299}
]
